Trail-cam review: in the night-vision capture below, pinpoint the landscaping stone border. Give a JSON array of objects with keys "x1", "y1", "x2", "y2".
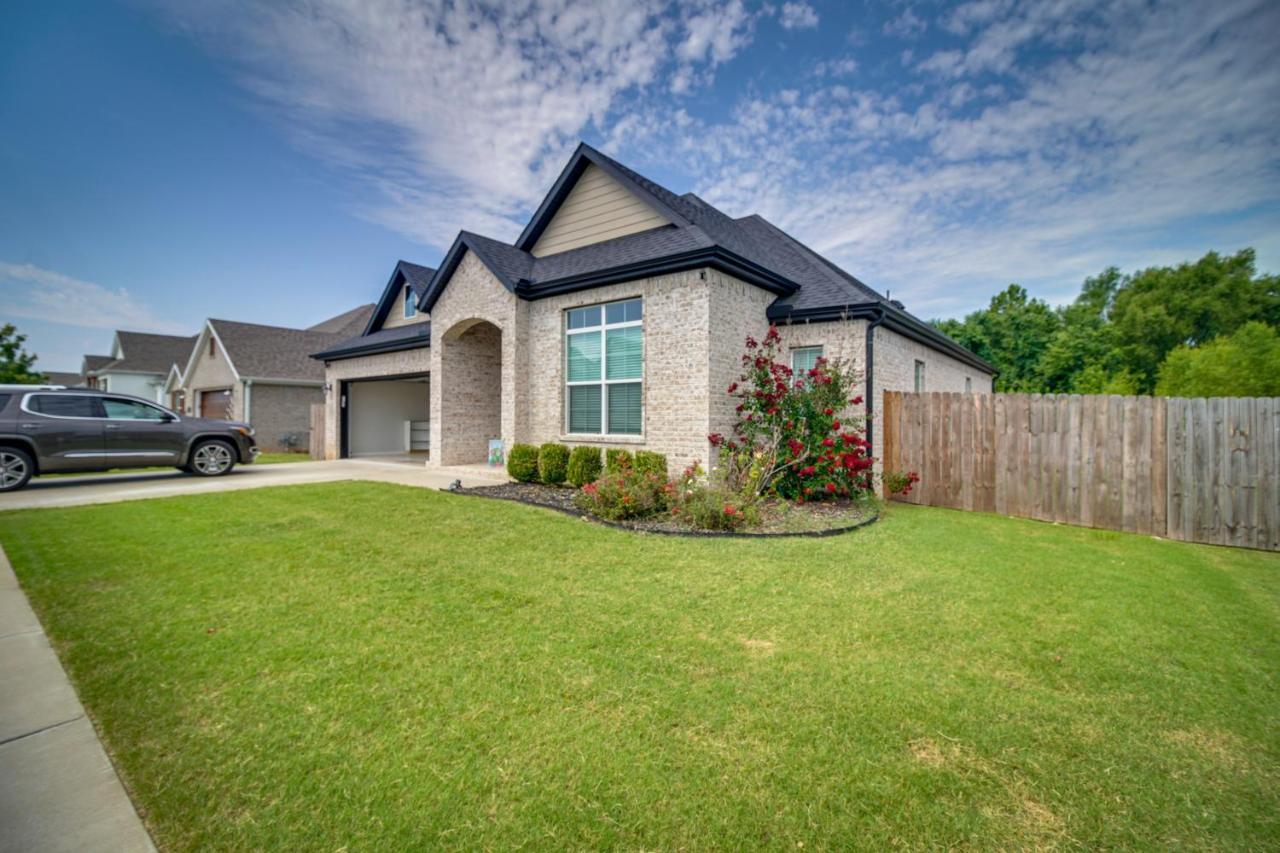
[{"x1": 454, "y1": 485, "x2": 881, "y2": 539}]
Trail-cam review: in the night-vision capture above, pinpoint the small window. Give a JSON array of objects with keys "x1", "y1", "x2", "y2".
[
  {"x1": 914, "y1": 360, "x2": 926, "y2": 392},
  {"x1": 28, "y1": 394, "x2": 102, "y2": 418},
  {"x1": 102, "y1": 398, "x2": 169, "y2": 420},
  {"x1": 208, "y1": 337, "x2": 216, "y2": 358},
  {"x1": 965, "y1": 377, "x2": 972, "y2": 393},
  {"x1": 403, "y1": 286, "x2": 417, "y2": 319},
  {"x1": 791, "y1": 346, "x2": 824, "y2": 376}
]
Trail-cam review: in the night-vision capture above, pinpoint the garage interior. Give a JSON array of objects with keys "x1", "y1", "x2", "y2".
[{"x1": 343, "y1": 375, "x2": 430, "y2": 460}]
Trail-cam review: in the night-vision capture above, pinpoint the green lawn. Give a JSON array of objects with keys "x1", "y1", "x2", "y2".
[
  {"x1": 1, "y1": 484, "x2": 1276, "y2": 850},
  {"x1": 44, "y1": 451, "x2": 311, "y2": 477}
]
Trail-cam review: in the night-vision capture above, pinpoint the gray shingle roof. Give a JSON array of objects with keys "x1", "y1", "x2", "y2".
[
  {"x1": 211, "y1": 319, "x2": 350, "y2": 381},
  {"x1": 110, "y1": 332, "x2": 198, "y2": 375},
  {"x1": 81, "y1": 354, "x2": 114, "y2": 374},
  {"x1": 398, "y1": 261, "x2": 436, "y2": 297},
  {"x1": 42, "y1": 371, "x2": 85, "y2": 387},
  {"x1": 307, "y1": 304, "x2": 375, "y2": 336}
]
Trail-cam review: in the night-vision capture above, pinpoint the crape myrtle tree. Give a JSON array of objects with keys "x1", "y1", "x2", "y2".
[{"x1": 709, "y1": 325, "x2": 874, "y2": 502}]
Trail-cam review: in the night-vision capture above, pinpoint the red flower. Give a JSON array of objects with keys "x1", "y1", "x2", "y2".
[
  {"x1": 850, "y1": 395, "x2": 863, "y2": 405},
  {"x1": 825, "y1": 482, "x2": 836, "y2": 494},
  {"x1": 823, "y1": 407, "x2": 834, "y2": 416},
  {"x1": 708, "y1": 433, "x2": 724, "y2": 447},
  {"x1": 831, "y1": 420, "x2": 841, "y2": 431},
  {"x1": 727, "y1": 382, "x2": 738, "y2": 393},
  {"x1": 724, "y1": 504, "x2": 738, "y2": 516},
  {"x1": 821, "y1": 437, "x2": 835, "y2": 447}
]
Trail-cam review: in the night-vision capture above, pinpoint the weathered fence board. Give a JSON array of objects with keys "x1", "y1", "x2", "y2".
[
  {"x1": 308, "y1": 403, "x2": 325, "y2": 460},
  {"x1": 882, "y1": 391, "x2": 1278, "y2": 551}
]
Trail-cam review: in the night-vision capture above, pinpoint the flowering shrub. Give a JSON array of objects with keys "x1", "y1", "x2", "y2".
[
  {"x1": 669, "y1": 461, "x2": 756, "y2": 531},
  {"x1": 633, "y1": 450, "x2": 668, "y2": 478},
  {"x1": 604, "y1": 448, "x2": 634, "y2": 474},
  {"x1": 713, "y1": 325, "x2": 874, "y2": 502},
  {"x1": 883, "y1": 470, "x2": 921, "y2": 496},
  {"x1": 574, "y1": 466, "x2": 673, "y2": 520}
]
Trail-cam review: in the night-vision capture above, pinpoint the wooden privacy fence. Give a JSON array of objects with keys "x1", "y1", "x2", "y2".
[
  {"x1": 308, "y1": 403, "x2": 325, "y2": 460},
  {"x1": 882, "y1": 392, "x2": 1279, "y2": 551}
]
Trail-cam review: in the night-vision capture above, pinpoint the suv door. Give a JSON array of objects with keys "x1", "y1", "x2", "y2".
[
  {"x1": 100, "y1": 397, "x2": 186, "y2": 467},
  {"x1": 18, "y1": 393, "x2": 106, "y2": 471}
]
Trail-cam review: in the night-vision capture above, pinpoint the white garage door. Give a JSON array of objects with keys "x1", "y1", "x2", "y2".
[{"x1": 347, "y1": 377, "x2": 429, "y2": 456}]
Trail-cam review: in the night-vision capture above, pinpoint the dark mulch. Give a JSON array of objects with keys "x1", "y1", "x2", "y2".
[{"x1": 462, "y1": 482, "x2": 880, "y2": 538}]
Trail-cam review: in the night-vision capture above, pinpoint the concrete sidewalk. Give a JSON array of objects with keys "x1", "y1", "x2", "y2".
[
  {"x1": 0, "y1": 458, "x2": 509, "y2": 511},
  {"x1": 0, "y1": 546, "x2": 154, "y2": 853}
]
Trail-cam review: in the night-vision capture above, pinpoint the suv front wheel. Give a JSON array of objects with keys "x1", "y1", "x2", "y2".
[
  {"x1": 0, "y1": 447, "x2": 34, "y2": 492},
  {"x1": 188, "y1": 440, "x2": 237, "y2": 477}
]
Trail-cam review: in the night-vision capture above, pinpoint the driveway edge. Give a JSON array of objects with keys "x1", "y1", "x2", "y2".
[{"x1": 0, "y1": 544, "x2": 155, "y2": 853}]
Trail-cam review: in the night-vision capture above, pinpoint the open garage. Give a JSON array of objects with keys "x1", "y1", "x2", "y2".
[{"x1": 342, "y1": 375, "x2": 429, "y2": 459}]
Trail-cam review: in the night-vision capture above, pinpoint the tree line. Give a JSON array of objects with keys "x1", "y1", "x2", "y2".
[{"x1": 932, "y1": 249, "x2": 1280, "y2": 397}]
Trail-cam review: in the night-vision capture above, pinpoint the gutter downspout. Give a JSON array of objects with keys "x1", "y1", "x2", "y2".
[{"x1": 864, "y1": 305, "x2": 886, "y2": 455}]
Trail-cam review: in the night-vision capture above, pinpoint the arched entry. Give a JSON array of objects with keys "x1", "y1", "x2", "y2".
[{"x1": 437, "y1": 318, "x2": 503, "y2": 465}]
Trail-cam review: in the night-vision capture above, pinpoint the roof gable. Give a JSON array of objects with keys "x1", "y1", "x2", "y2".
[
  {"x1": 530, "y1": 163, "x2": 670, "y2": 257},
  {"x1": 362, "y1": 260, "x2": 438, "y2": 336},
  {"x1": 515, "y1": 143, "x2": 691, "y2": 254}
]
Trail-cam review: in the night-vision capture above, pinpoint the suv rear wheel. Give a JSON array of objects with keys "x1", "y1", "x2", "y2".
[
  {"x1": 0, "y1": 447, "x2": 34, "y2": 492},
  {"x1": 188, "y1": 440, "x2": 237, "y2": 477}
]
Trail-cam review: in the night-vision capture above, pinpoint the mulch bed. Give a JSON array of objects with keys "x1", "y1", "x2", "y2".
[{"x1": 462, "y1": 482, "x2": 880, "y2": 538}]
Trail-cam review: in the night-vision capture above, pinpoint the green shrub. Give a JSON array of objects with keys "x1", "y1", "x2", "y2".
[
  {"x1": 537, "y1": 443, "x2": 570, "y2": 485},
  {"x1": 507, "y1": 444, "x2": 540, "y2": 483},
  {"x1": 566, "y1": 446, "x2": 602, "y2": 487},
  {"x1": 573, "y1": 468, "x2": 673, "y2": 521},
  {"x1": 604, "y1": 448, "x2": 633, "y2": 474},
  {"x1": 633, "y1": 450, "x2": 667, "y2": 478}
]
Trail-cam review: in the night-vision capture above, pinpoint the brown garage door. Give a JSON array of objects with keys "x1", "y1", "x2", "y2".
[{"x1": 200, "y1": 389, "x2": 232, "y2": 420}]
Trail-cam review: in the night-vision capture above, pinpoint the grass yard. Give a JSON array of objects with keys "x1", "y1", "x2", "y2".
[{"x1": 1, "y1": 483, "x2": 1276, "y2": 850}]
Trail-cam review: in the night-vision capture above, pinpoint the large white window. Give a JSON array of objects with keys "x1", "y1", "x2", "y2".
[{"x1": 566, "y1": 298, "x2": 642, "y2": 435}]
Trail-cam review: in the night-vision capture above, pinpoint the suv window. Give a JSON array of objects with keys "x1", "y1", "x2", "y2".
[
  {"x1": 0, "y1": 393, "x2": 11, "y2": 412},
  {"x1": 27, "y1": 394, "x2": 103, "y2": 418},
  {"x1": 102, "y1": 398, "x2": 169, "y2": 421}
]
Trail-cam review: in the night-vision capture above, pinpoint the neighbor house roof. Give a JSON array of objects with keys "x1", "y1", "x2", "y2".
[
  {"x1": 42, "y1": 371, "x2": 84, "y2": 387},
  {"x1": 307, "y1": 303, "x2": 375, "y2": 336},
  {"x1": 103, "y1": 332, "x2": 198, "y2": 375},
  {"x1": 81, "y1": 354, "x2": 114, "y2": 375},
  {"x1": 414, "y1": 142, "x2": 994, "y2": 374},
  {"x1": 208, "y1": 319, "x2": 351, "y2": 382}
]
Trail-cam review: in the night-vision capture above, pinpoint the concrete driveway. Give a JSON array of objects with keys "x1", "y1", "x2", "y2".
[{"x1": 0, "y1": 459, "x2": 509, "y2": 511}]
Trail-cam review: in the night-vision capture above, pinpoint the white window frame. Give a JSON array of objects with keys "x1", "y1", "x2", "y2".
[
  {"x1": 791, "y1": 346, "x2": 824, "y2": 376},
  {"x1": 914, "y1": 360, "x2": 926, "y2": 392},
  {"x1": 564, "y1": 298, "x2": 643, "y2": 437},
  {"x1": 403, "y1": 286, "x2": 417, "y2": 319}
]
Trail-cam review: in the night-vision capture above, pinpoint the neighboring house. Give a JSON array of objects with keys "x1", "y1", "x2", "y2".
[
  {"x1": 82, "y1": 332, "x2": 198, "y2": 402},
  {"x1": 313, "y1": 143, "x2": 995, "y2": 472},
  {"x1": 179, "y1": 306, "x2": 372, "y2": 452},
  {"x1": 41, "y1": 371, "x2": 84, "y2": 387}
]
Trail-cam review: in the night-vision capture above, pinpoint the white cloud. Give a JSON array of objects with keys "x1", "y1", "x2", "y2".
[
  {"x1": 814, "y1": 56, "x2": 859, "y2": 77},
  {"x1": 153, "y1": 0, "x2": 756, "y2": 249},
  {"x1": 0, "y1": 262, "x2": 188, "y2": 334},
  {"x1": 618, "y1": 0, "x2": 1280, "y2": 316},
  {"x1": 778, "y1": 2, "x2": 819, "y2": 30},
  {"x1": 882, "y1": 8, "x2": 927, "y2": 38}
]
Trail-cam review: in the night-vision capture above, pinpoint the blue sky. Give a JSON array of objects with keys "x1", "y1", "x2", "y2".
[{"x1": 3, "y1": 0, "x2": 1277, "y2": 372}]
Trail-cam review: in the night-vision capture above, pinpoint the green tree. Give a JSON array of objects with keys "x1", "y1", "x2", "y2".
[
  {"x1": 933, "y1": 285, "x2": 1060, "y2": 392},
  {"x1": 0, "y1": 324, "x2": 43, "y2": 384},
  {"x1": 1155, "y1": 322, "x2": 1280, "y2": 397},
  {"x1": 1039, "y1": 268, "x2": 1122, "y2": 392},
  {"x1": 1109, "y1": 249, "x2": 1280, "y2": 392}
]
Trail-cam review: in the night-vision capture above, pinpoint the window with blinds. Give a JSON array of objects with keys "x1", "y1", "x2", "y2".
[
  {"x1": 566, "y1": 298, "x2": 642, "y2": 435},
  {"x1": 791, "y1": 346, "x2": 823, "y2": 376}
]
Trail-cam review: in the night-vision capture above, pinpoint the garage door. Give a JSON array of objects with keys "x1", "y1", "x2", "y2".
[{"x1": 200, "y1": 389, "x2": 232, "y2": 420}]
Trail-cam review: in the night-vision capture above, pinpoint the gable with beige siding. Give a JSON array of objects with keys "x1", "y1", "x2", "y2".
[{"x1": 531, "y1": 164, "x2": 669, "y2": 256}]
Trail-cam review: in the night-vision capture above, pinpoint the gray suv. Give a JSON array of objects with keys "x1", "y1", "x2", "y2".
[{"x1": 0, "y1": 385, "x2": 258, "y2": 492}]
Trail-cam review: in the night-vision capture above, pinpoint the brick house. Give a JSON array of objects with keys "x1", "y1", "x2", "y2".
[{"x1": 313, "y1": 143, "x2": 995, "y2": 472}]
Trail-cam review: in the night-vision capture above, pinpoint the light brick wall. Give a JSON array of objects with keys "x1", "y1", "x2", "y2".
[
  {"x1": 438, "y1": 321, "x2": 503, "y2": 464},
  {"x1": 524, "y1": 269, "x2": 716, "y2": 474},
  {"x1": 248, "y1": 383, "x2": 323, "y2": 452},
  {"x1": 183, "y1": 335, "x2": 241, "y2": 418},
  {"x1": 320, "y1": 348, "x2": 431, "y2": 459}
]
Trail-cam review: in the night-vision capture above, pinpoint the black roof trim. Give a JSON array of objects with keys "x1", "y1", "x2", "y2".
[
  {"x1": 513, "y1": 142, "x2": 692, "y2": 253},
  {"x1": 514, "y1": 247, "x2": 799, "y2": 301},
  {"x1": 311, "y1": 323, "x2": 432, "y2": 361},
  {"x1": 363, "y1": 260, "x2": 437, "y2": 336},
  {"x1": 769, "y1": 303, "x2": 997, "y2": 375}
]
